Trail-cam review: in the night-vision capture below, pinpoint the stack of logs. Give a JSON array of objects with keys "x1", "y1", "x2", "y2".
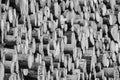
[{"x1": 1, "y1": 0, "x2": 120, "y2": 80}]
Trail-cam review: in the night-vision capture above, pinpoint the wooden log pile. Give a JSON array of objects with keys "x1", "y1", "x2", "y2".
[{"x1": 1, "y1": 0, "x2": 120, "y2": 80}]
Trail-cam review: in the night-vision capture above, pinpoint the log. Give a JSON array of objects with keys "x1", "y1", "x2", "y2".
[
  {"x1": 84, "y1": 12, "x2": 90, "y2": 20},
  {"x1": 63, "y1": 10, "x2": 75, "y2": 26},
  {"x1": 75, "y1": 57, "x2": 79, "y2": 69},
  {"x1": 39, "y1": 0, "x2": 46, "y2": 8},
  {"x1": 64, "y1": 55, "x2": 68, "y2": 68},
  {"x1": 20, "y1": 25, "x2": 27, "y2": 40},
  {"x1": 63, "y1": 43, "x2": 76, "y2": 57},
  {"x1": 53, "y1": 62, "x2": 60, "y2": 69},
  {"x1": 49, "y1": 39, "x2": 56, "y2": 50},
  {"x1": 0, "y1": 19, "x2": 6, "y2": 44},
  {"x1": 79, "y1": 0, "x2": 87, "y2": 6},
  {"x1": 29, "y1": 13, "x2": 37, "y2": 27},
  {"x1": 37, "y1": 10, "x2": 43, "y2": 26},
  {"x1": 22, "y1": 69, "x2": 28, "y2": 76},
  {"x1": 43, "y1": 56, "x2": 52, "y2": 67},
  {"x1": 71, "y1": 63, "x2": 75, "y2": 74},
  {"x1": 37, "y1": 62, "x2": 45, "y2": 80},
  {"x1": 25, "y1": 62, "x2": 42, "y2": 79},
  {"x1": 52, "y1": 68, "x2": 59, "y2": 80},
  {"x1": 110, "y1": 24, "x2": 119, "y2": 42},
  {"x1": 46, "y1": 0, "x2": 51, "y2": 8},
  {"x1": 117, "y1": 12, "x2": 120, "y2": 24},
  {"x1": 16, "y1": 0, "x2": 28, "y2": 16},
  {"x1": 7, "y1": 7, "x2": 13, "y2": 23},
  {"x1": 103, "y1": 15, "x2": 111, "y2": 25},
  {"x1": 95, "y1": 11, "x2": 101, "y2": 23},
  {"x1": 4, "y1": 60, "x2": 15, "y2": 73},
  {"x1": 104, "y1": 67, "x2": 119, "y2": 79},
  {"x1": 95, "y1": 70, "x2": 104, "y2": 79},
  {"x1": 78, "y1": 59, "x2": 87, "y2": 72},
  {"x1": 54, "y1": 1, "x2": 61, "y2": 18},
  {"x1": 4, "y1": 73, "x2": 11, "y2": 80},
  {"x1": 35, "y1": 53, "x2": 42, "y2": 64},
  {"x1": 18, "y1": 15, "x2": 26, "y2": 24},
  {"x1": 4, "y1": 47, "x2": 17, "y2": 61},
  {"x1": 24, "y1": 70, "x2": 37, "y2": 79},
  {"x1": 18, "y1": 53, "x2": 34, "y2": 69},
  {"x1": 1, "y1": 4, "x2": 8, "y2": 12},
  {"x1": 48, "y1": 21, "x2": 55, "y2": 32},
  {"x1": 6, "y1": 27, "x2": 17, "y2": 36},
  {"x1": 117, "y1": 53, "x2": 120, "y2": 65},
  {"x1": 82, "y1": 47, "x2": 96, "y2": 73},
  {"x1": 4, "y1": 22, "x2": 10, "y2": 35},
  {"x1": 29, "y1": 0, "x2": 36, "y2": 14},
  {"x1": 66, "y1": 74, "x2": 78, "y2": 80},
  {"x1": 109, "y1": 0, "x2": 116, "y2": 10},
  {"x1": 60, "y1": 68, "x2": 67, "y2": 78},
  {"x1": 56, "y1": 28, "x2": 63, "y2": 38},
  {"x1": 4, "y1": 35, "x2": 17, "y2": 47},
  {"x1": 98, "y1": 51, "x2": 109, "y2": 66},
  {"x1": 9, "y1": 0, "x2": 19, "y2": 8},
  {"x1": 43, "y1": 44, "x2": 50, "y2": 56},
  {"x1": 42, "y1": 34, "x2": 50, "y2": 44},
  {"x1": 60, "y1": 1, "x2": 65, "y2": 13},
  {"x1": 95, "y1": 63, "x2": 102, "y2": 72},
  {"x1": 65, "y1": 0, "x2": 69, "y2": 9},
  {"x1": 9, "y1": 73, "x2": 17, "y2": 80},
  {"x1": 109, "y1": 14, "x2": 117, "y2": 25},
  {"x1": 44, "y1": 6, "x2": 50, "y2": 19},
  {"x1": 102, "y1": 24, "x2": 108, "y2": 35},
  {"x1": 99, "y1": 3, "x2": 107, "y2": 16},
  {"x1": 72, "y1": 24, "x2": 81, "y2": 35},
  {"x1": 32, "y1": 28, "x2": 41, "y2": 41},
  {"x1": 53, "y1": 48, "x2": 60, "y2": 62},
  {"x1": 52, "y1": 42, "x2": 60, "y2": 62},
  {"x1": 50, "y1": 62, "x2": 54, "y2": 73},
  {"x1": 80, "y1": 73, "x2": 85, "y2": 80},
  {"x1": 56, "y1": 38, "x2": 64, "y2": 53},
  {"x1": 29, "y1": 38, "x2": 36, "y2": 53},
  {"x1": 0, "y1": 62, "x2": 4, "y2": 80},
  {"x1": 67, "y1": 54, "x2": 72, "y2": 72},
  {"x1": 39, "y1": 42, "x2": 44, "y2": 54},
  {"x1": 76, "y1": 47, "x2": 82, "y2": 59},
  {"x1": 89, "y1": 13, "x2": 95, "y2": 21}
]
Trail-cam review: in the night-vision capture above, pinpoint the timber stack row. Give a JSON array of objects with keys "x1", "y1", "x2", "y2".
[{"x1": 0, "y1": 0, "x2": 120, "y2": 80}]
